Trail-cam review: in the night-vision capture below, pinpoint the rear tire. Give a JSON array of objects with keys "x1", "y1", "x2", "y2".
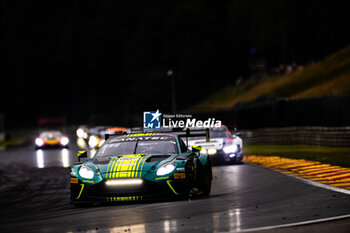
[
  {"x1": 183, "y1": 160, "x2": 195, "y2": 198},
  {"x1": 201, "y1": 158, "x2": 212, "y2": 196}
]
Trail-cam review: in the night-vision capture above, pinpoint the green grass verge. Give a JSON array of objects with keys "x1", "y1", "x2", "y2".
[
  {"x1": 244, "y1": 144, "x2": 350, "y2": 168},
  {"x1": 0, "y1": 138, "x2": 28, "y2": 148},
  {"x1": 191, "y1": 45, "x2": 350, "y2": 111}
]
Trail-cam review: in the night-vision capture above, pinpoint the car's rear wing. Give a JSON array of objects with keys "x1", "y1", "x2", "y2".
[
  {"x1": 105, "y1": 127, "x2": 210, "y2": 147},
  {"x1": 132, "y1": 127, "x2": 210, "y2": 146},
  {"x1": 104, "y1": 131, "x2": 127, "y2": 140},
  {"x1": 176, "y1": 128, "x2": 210, "y2": 147}
]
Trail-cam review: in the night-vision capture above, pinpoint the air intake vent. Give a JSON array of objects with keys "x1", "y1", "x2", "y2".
[
  {"x1": 146, "y1": 155, "x2": 171, "y2": 162},
  {"x1": 93, "y1": 157, "x2": 111, "y2": 164}
]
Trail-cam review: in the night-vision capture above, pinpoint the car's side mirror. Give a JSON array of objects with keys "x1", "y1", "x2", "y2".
[
  {"x1": 77, "y1": 151, "x2": 87, "y2": 162},
  {"x1": 192, "y1": 145, "x2": 202, "y2": 153}
]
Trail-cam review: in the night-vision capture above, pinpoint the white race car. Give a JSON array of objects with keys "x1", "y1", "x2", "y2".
[{"x1": 187, "y1": 126, "x2": 243, "y2": 164}]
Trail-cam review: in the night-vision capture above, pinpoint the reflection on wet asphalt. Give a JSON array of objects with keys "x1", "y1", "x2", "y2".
[
  {"x1": 35, "y1": 148, "x2": 70, "y2": 168},
  {"x1": 0, "y1": 146, "x2": 78, "y2": 168},
  {"x1": 1, "y1": 145, "x2": 350, "y2": 233}
]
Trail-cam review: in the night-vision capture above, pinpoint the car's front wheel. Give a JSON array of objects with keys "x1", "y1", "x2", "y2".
[{"x1": 200, "y1": 158, "x2": 212, "y2": 196}]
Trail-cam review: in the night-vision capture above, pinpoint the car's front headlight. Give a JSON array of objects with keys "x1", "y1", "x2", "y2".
[
  {"x1": 76, "y1": 128, "x2": 84, "y2": 138},
  {"x1": 35, "y1": 138, "x2": 44, "y2": 147},
  {"x1": 88, "y1": 136, "x2": 98, "y2": 148},
  {"x1": 207, "y1": 148, "x2": 217, "y2": 155},
  {"x1": 79, "y1": 165, "x2": 94, "y2": 179},
  {"x1": 60, "y1": 136, "x2": 69, "y2": 146},
  {"x1": 156, "y1": 162, "x2": 176, "y2": 176},
  {"x1": 223, "y1": 144, "x2": 238, "y2": 154}
]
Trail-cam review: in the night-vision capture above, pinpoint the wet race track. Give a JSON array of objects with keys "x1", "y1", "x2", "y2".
[{"x1": 1, "y1": 137, "x2": 350, "y2": 233}]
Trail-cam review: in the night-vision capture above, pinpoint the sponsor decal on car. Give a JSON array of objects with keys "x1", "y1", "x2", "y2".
[
  {"x1": 174, "y1": 173, "x2": 186, "y2": 179},
  {"x1": 106, "y1": 154, "x2": 150, "y2": 179},
  {"x1": 71, "y1": 177, "x2": 78, "y2": 183}
]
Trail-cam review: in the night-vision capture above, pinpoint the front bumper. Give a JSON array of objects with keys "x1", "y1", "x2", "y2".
[
  {"x1": 70, "y1": 174, "x2": 188, "y2": 203},
  {"x1": 36, "y1": 143, "x2": 67, "y2": 149},
  {"x1": 208, "y1": 149, "x2": 243, "y2": 163}
]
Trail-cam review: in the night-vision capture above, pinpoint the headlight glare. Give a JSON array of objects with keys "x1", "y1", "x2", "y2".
[
  {"x1": 35, "y1": 138, "x2": 44, "y2": 147},
  {"x1": 76, "y1": 129, "x2": 84, "y2": 138},
  {"x1": 207, "y1": 148, "x2": 217, "y2": 155},
  {"x1": 60, "y1": 136, "x2": 69, "y2": 146},
  {"x1": 88, "y1": 136, "x2": 98, "y2": 148},
  {"x1": 79, "y1": 165, "x2": 94, "y2": 179},
  {"x1": 223, "y1": 144, "x2": 238, "y2": 154},
  {"x1": 156, "y1": 162, "x2": 175, "y2": 176},
  {"x1": 106, "y1": 179, "x2": 143, "y2": 185},
  {"x1": 229, "y1": 153, "x2": 236, "y2": 158}
]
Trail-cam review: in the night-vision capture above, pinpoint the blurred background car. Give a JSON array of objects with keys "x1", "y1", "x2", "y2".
[
  {"x1": 87, "y1": 126, "x2": 129, "y2": 150},
  {"x1": 76, "y1": 125, "x2": 89, "y2": 139},
  {"x1": 35, "y1": 130, "x2": 69, "y2": 149},
  {"x1": 187, "y1": 125, "x2": 243, "y2": 164}
]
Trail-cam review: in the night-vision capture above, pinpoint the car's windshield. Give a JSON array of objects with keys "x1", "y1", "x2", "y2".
[
  {"x1": 40, "y1": 132, "x2": 62, "y2": 138},
  {"x1": 190, "y1": 129, "x2": 231, "y2": 140},
  {"x1": 210, "y1": 130, "x2": 231, "y2": 138},
  {"x1": 95, "y1": 137, "x2": 178, "y2": 158},
  {"x1": 136, "y1": 141, "x2": 177, "y2": 154}
]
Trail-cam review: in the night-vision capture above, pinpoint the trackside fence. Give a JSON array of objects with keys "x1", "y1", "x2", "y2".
[{"x1": 240, "y1": 126, "x2": 350, "y2": 147}]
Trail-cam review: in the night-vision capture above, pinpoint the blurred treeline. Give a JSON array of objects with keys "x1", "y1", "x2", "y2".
[{"x1": 1, "y1": 0, "x2": 349, "y2": 127}]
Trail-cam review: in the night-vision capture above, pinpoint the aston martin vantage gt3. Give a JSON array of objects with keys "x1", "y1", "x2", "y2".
[{"x1": 70, "y1": 131, "x2": 212, "y2": 206}]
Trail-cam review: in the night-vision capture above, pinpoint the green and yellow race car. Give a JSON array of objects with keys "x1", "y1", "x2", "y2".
[{"x1": 70, "y1": 130, "x2": 212, "y2": 207}]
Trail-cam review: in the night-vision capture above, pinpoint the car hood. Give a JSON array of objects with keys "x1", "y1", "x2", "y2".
[{"x1": 93, "y1": 154, "x2": 175, "y2": 179}]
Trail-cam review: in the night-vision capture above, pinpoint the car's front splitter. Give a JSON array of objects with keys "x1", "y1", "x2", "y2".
[{"x1": 70, "y1": 176, "x2": 188, "y2": 203}]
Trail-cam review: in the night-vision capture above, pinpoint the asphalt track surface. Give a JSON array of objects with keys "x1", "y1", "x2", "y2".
[{"x1": 1, "y1": 140, "x2": 350, "y2": 232}]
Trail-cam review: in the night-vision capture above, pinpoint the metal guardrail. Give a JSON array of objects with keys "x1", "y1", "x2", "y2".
[{"x1": 241, "y1": 126, "x2": 350, "y2": 147}]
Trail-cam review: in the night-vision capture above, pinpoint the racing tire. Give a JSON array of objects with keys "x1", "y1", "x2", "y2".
[
  {"x1": 183, "y1": 161, "x2": 194, "y2": 198},
  {"x1": 200, "y1": 158, "x2": 212, "y2": 196}
]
